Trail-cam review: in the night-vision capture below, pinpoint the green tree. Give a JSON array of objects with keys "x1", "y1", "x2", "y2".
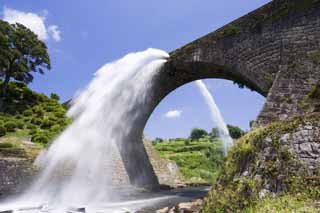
[
  {"x1": 189, "y1": 128, "x2": 208, "y2": 140},
  {"x1": 0, "y1": 20, "x2": 51, "y2": 109},
  {"x1": 210, "y1": 127, "x2": 220, "y2": 139},
  {"x1": 50, "y1": 93, "x2": 60, "y2": 101},
  {"x1": 227, "y1": 124, "x2": 245, "y2": 139}
]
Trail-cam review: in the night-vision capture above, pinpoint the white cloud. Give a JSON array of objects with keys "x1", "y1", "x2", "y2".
[
  {"x1": 164, "y1": 110, "x2": 182, "y2": 118},
  {"x1": 48, "y1": 25, "x2": 61, "y2": 41},
  {"x1": 3, "y1": 7, "x2": 61, "y2": 42}
]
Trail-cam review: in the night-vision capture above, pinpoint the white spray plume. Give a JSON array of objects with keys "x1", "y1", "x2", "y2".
[{"x1": 195, "y1": 80, "x2": 233, "y2": 154}]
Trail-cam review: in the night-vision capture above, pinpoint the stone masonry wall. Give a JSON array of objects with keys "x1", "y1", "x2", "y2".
[
  {"x1": 243, "y1": 120, "x2": 320, "y2": 196},
  {"x1": 0, "y1": 140, "x2": 182, "y2": 199},
  {"x1": 0, "y1": 158, "x2": 35, "y2": 199}
]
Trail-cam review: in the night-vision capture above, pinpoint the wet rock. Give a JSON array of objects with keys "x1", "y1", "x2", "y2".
[
  {"x1": 156, "y1": 207, "x2": 169, "y2": 213},
  {"x1": 172, "y1": 199, "x2": 203, "y2": 213}
]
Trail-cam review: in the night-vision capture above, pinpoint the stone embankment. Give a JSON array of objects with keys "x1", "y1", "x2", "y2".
[{"x1": 0, "y1": 138, "x2": 183, "y2": 198}]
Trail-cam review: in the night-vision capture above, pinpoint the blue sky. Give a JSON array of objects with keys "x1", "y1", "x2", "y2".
[{"x1": 0, "y1": 0, "x2": 270, "y2": 139}]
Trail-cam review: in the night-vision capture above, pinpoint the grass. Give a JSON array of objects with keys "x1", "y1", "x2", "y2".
[
  {"x1": 152, "y1": 138, "x2": 224, "y2": 183},
  {"x1": 244, "y1": 193, "x2": 320, "y2": 213},
  {"x1": 0, "y1": 133, "x2": 43, "y2": 160}
]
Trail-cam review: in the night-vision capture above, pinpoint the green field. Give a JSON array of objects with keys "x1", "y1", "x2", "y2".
[{"x1": 152, "y1": 137, "x2": 224, "y2": 183}]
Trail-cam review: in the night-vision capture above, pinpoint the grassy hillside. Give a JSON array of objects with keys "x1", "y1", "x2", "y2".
[
  {"x1": 0, "y1": 82, "x2": 71, "y2": 157},
  {"x1": 152, "y1": 137, "x2": 224, "y2": 183}
]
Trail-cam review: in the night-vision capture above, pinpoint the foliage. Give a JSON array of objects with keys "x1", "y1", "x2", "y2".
[
  {"x1": 243, "y1": 193, "x2": 320, "y2": 213},
  {"x1": 227, "y1": 124, "x2": 245, "y2": 139},
  {"x1": 4, "y1": 121, "x2": 16, "y2": 132},
  {"x1": 152, "y1": 137, "x2": 164, "y2": 145},
  {"x1": 309, "y1": 50, "x2": 320, "y2": 64},
  {"x1": 0, "y1": 20, "x2": 51, "y2": 100},
  {"x1": 0, "y1": 124, "x2": 6, "y2": 136},
  {"x1": 0, "y1": 141, "x2": 14, "y2": 148},
  {"x1": 0, "y1": 82, "x2": 71, "y2": 145},
  {"x1": 50, "y1": 93, "x2": 60, "y2": 101},
  {"x1": 189, "y1": 128, "x2": 208, "y2": 141},
  {"x1": 0, "y1": 136, "x2": 42, "y2": 160},
  {"x1": 216, "y1": 24, "x2": 241, "y2": 38},
  {"x1": 153, "y1": 138, "x2": 224, "y2": 183},
  {"x1": 210, "y1": 128, "x2": 219, "y2": 139},
  {"x1": 308, "y1": 81, "x2": 320, "y2": 99}
]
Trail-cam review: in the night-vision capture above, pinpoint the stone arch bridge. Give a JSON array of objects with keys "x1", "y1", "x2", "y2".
[{"x1": 117, "y1": 0, "x2": 320, "y2": 190}]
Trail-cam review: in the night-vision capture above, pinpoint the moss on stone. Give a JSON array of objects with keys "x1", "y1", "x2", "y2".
[
  {"x1": 202, "y1": 114, "x2": 320, "y2": 212},
  {"x1": 308, "y1": 81, "x2": 320, "y2": 99},
  {"x1": 309, "y1": 50, "x2": 320, "y2": 64},
  {"x1": 216, "y1": 24, "x2": 241, "y2": 38}
]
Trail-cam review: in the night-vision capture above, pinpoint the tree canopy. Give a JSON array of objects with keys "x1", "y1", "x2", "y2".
[
  {"x1": 227, "y1": 124, "x2": 245, "y2": 139},
  {"x1": 0, "y1": 20, "x2": 51, "y2": 101},
  {"x1": 189, "y1": 128, "x2": 208, "y2": 140},
  {"x1": 210, "y1": 128, "x2": 220, "y2": 139}
]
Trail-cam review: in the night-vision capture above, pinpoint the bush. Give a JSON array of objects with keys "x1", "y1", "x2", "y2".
[
  {"x1": 53, "y1": 110, "x2": 66, "y2": 118},
  {"x1": 32, "y1": 106, "x2": 45, "y2": 116},
  {"x1": 4, "y1": 121, "x2": 16, "y2": 132},
  {"x1": 31, "y1": 131, "x2": 50, "y2": 144},
  {"x1": 0, "y1": 142, "x2": 14, "y2": 148},
  {"x1": 41, "y1": 118, "x2": 55, "y2": 129},
  {"x1": 15, "y1": 114, "x2": 23, "y2": 119},
  {"x1": 23, "y1": 109, "x2": 33, "y2": 117},
  {"x1": 50, "y1": 93, "x2": 60, "y2": 101},
  {"x1": 50, "y1": 124, "x2": 62, "y2": 133},
  {"x1": 227, "y1": 124, "x2": 245, "y2": 139},
  {"x1": 189, "y1": 128, "x2": 208, "y2": 140},
  {"x1": 15, "y1": 120, "x2": 24, "y2": 129},
  {"x1": 26, "y1": 123, "x2": 36, "y2": 130},
  {"x1": 210, "y1": 128, "x2": 220, "y2": 139},
  {"x1": 0, "y1": 125, "x2": 6, "y2": 137},
  {"x1": 31, "y1": 117, "x2": 42, "y2": 125}
]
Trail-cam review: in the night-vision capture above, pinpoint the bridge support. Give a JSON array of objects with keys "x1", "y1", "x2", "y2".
[{"x1": 117, "y1": 0, "x2": 320, "y2": 190}]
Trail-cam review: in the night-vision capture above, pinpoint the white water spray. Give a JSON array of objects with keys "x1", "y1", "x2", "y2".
[
  {"x1": 0, "y1": 49, "x2": 232, "y2": 212},
  {"x1": 0, "y1": 48, "x2": 169, "y2": 212},
  {"x1": 195, "y1": 80, "x2": 233, "y2": 154}
]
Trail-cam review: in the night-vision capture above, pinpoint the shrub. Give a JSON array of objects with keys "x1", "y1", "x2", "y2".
[
  {"x1": 4, "y1": 121, "x2": 16, "y2": 132},
  {"x1": 23, "y1": 117, "x2": 31, "y2": 122},
  {"x1": 26, "y1": 123, "x2": 36, "y2": 130},
  {"x1": 32, "y1": 106, "x2": 45, "y2": 116},
  {"x1": 0, "y1": 125, "x2": 6, "y2": 137},
  {"x1": 50, "y1": 93, "x2": 60, "y2": 101},
  {"x1": 189, "y1": 128, "x2": 208, "y2": 140},
  {"x1": 31, "y1": 131, "x2": 50, "y2": 144},
  {"x1": 53, "y1": 110, "x2": 66, "y2": 118},
  {"x1": 227, "y1": 124, "x2": 245, "y2": 139},
  {"x1": 23, "y1": 110, "x2": 33, "y2": 117},
  {"x1": 41, "y1": 118, "x2": 55, "y2": 129},
  {"x1": 210, "y1": 128, "x2": 220, "y2": 139},
  {"x1": 15, "y1": 114, "x2": 23, "y2": 119},
  {"x1": 50, "y1": 124, "x2": 62, "y2": 133},
  {"x1": 31, "y1": 117, "x2": 42, "y2": 125},
  {"x1": 15, "y1": 120, "x2": 24, "y2": 129},
  {"x1": 0, "y1": 142, "x2": 14, "y2": 148}
]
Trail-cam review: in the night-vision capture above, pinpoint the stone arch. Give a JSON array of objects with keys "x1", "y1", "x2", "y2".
[{"x1": 121, "y1": 0, "x2": 320, "y2": 190}]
